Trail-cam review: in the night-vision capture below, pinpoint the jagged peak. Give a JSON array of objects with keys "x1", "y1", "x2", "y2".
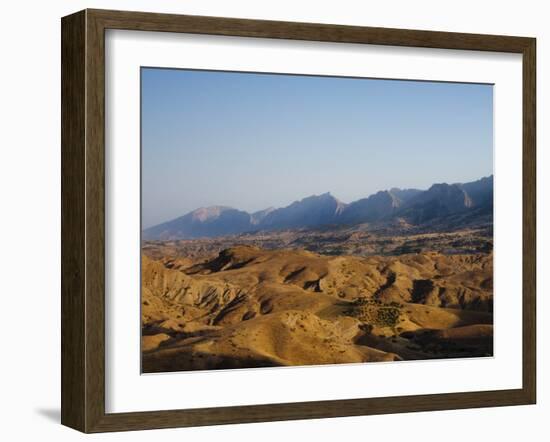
[{"x1": 143, "y1": 176, "x2": 492, "y2": 239}]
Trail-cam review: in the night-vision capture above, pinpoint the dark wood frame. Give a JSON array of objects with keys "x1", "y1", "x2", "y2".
[{"x1": 61, "y1": 8, "x2": 536, "y2": 433}]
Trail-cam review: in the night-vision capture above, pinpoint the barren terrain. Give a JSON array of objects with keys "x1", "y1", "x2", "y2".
[
  {"x1": 142, "y1": 235, "x2": 493, "y2": 373},
  {"x1": 142, "y1": 176, "x2": 494, "y2": 372}
]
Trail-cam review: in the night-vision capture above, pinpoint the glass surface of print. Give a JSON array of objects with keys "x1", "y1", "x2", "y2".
[{"x1": 140, "y1": 68, "x2": 494, "y2": 374}]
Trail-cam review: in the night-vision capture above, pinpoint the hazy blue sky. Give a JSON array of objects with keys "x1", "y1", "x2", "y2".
[{"x1": 141, "y1": 68, "x2": 493, "y2": 228}]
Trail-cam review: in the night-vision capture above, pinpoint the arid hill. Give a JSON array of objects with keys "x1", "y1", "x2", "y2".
[{"x1": 142, "y1": 245, "x2": 493, "y2": 373}]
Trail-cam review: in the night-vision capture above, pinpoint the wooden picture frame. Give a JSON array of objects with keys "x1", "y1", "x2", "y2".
[{"x1": 61, "y1": 8, "x2": 536, "y2": 433}]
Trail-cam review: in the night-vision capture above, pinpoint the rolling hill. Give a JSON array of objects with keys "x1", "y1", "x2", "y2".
[{"x1": 142, "y1": 245, "x2": 493, "y2": 372}]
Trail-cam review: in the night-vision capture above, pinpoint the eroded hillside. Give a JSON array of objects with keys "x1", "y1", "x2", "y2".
[{"x1": 142, "y1": 245, "x2": 493, "y2": 373}]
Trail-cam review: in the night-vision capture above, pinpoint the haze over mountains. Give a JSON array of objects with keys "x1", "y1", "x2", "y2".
[
  {"x1": 142, "y1": 175, "x2": 494, "y2": 372},
  {"x1": 143, "y1": 176, "x2": 493, "y2": 240}
]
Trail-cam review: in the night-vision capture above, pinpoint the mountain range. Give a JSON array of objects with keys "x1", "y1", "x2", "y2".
[{"x1": 143, "y1": 175, "x2": 493, "y2": 240}]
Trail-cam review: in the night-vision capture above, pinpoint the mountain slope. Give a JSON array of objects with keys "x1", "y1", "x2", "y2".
[
  {"x1": 260, "y1": 193, "x2": 346, "y2": 230},
  {"x1": 142, "y1": 206, "x2": 252, "y2": 240},
  {"x1": 340, "y1": 190, "x2": 404, "y2": 224},
  {"x1": 143, "y1": 176, "x2": 493, "y2": 239},
  {"x1": 458, "y1": 175, "x2": 494, "y2": 208},
  {"x1": 396, "y1": 176, "x2": 493, "y2": 224},
  {"x1": 250, "y1": 207, "x2": 275, "y2": 225}
]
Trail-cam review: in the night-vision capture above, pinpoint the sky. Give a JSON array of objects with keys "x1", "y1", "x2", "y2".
[{"x1": 141, "y1": 68, "x2": 493, "y2": 228}]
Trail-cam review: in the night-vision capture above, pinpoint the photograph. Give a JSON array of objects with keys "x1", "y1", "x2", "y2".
[{"x1": 140, "y1": 67, "x2": 494, "y2": 373}]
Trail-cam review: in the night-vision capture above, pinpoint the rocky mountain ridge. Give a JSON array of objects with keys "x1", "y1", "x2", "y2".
[{"x1": 143, "y1": 175, "x2": 493, "y2": 240}]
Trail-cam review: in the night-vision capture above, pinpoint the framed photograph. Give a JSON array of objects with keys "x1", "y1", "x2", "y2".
[{"x1": 61, "y1": 9, "x2": 536, "y2": 433}]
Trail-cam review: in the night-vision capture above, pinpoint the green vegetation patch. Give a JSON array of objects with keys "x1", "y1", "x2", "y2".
[{"x1": 344, "y1": 298, "x2": 402, "y2": 328}]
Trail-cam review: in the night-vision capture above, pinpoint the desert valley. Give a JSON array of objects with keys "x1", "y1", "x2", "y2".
[{"x1": 141, "y1": 176, "x2": 494, "y2": 373}]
